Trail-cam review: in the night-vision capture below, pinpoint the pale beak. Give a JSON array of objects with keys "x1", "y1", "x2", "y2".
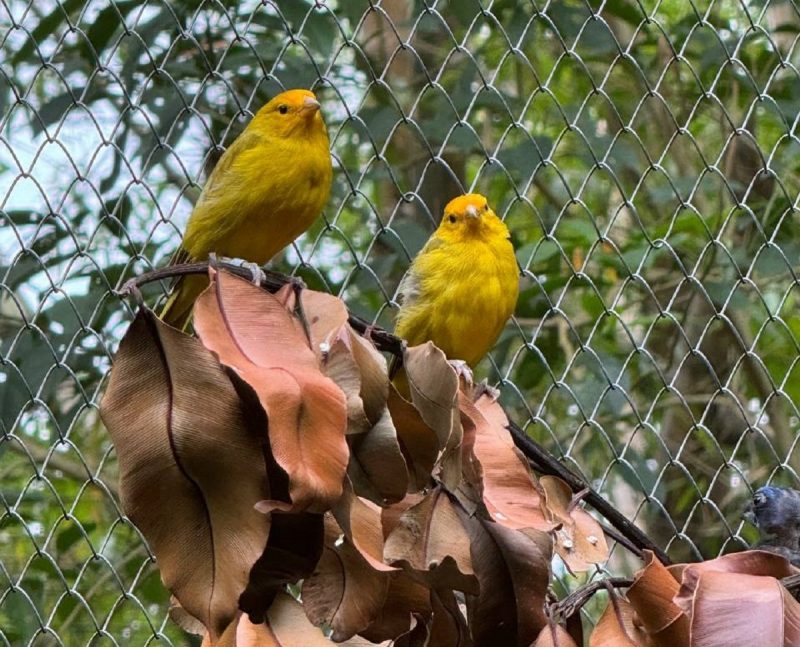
[
  {"x1": 301, "y1": 97, "x2": 321, "y2": 114},
  {"x1": 465, "y1": 205, "x2": 480, "y2": 219}
]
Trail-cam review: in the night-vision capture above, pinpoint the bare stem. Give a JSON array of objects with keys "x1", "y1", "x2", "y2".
[{"x1": 553, "y1": 577, "x2": 634, "y2": 620}]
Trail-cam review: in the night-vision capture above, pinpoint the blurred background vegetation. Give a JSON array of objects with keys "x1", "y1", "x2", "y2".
[{"x1": 3, "y1": 0, "x2": 800, "y2": 642}]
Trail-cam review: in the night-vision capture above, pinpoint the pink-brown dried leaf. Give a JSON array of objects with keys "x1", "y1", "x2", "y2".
[
  {"x1": 100, "y1": 310, "x2": 271, "y2": 641},
  {"x1": 193, "y1": 270, "x2": 348, "y2": 511}
]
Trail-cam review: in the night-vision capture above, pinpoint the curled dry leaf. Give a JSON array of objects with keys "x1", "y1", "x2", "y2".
[
  {"x1": 589, "y1": 595, "x2": 648, "y2": 647},
  {"x1": 626, "y1": 550, "x2": 688, "y2": 646},
  {"x1": 403, "y1": 342, "x2": 462, "y2": 487},
  {"x1": 100, "y1": 310, "x2": 270, "y2": 641},
  {"x1": 302, "y1": 517, "x2": 390, "y2": 641},
  {"x1": 301, "y1": 289, "x2": 349, "y2": 353},
  {"x1": 358, "y1": 572, "x2": 432, "y2": 643},
  {"x1": 193, "y1": 270, "x2": 348, "y2": 511},
  {"x1": 533, "y1": 623, "x2": 580, "y2": 647},
  {"x1": 332, "y1": 480, "x2": 396, "y2": 572},
  {"x1": 382, "y1": 493, "x2": 425, "y2": 540},
  {"x1": 388, "y1": 386, "x2": 439, "y2": 492},
  {"x1": 238, "y1": 512, "x2": 323, "y2": 622},
  {"x1": 214, "y1": 594, "x2": 341, "y2": 647},
  {"x1": 384, "y1": 486, "x2": 478, "y2": 593},
  {"x1": 323, "y1": 328, "x2": 370, "y2": 434},
  {"x1": 461, "y1": 392, "x2": 552, "y2": 532},
  {"x1": 428, "y1": 588, "x2": 472, "y2": 646},
  {"x1": 539, "y1": 475, "x2": 609, "y2": 572},
  {"x1": 303, "y1": 290, "x2": 408, "y2": 502},
  {"x1": 466, "y1": 517, "x2": 552, "y2": 647},
  {"x1": 687, "y1": 571, "x2": 800, "y2": 647},
  {"x1": 303, "y1": 290, "x2": 388, "y2": 425},
  {"x1": 673, "y1": 550, "x2": 800, "y2": 647},
  {"x1": 169, "y1": 597, "x2": 206, "y2": 636},
  {"x1": 348, "y1": 405, "x2": 408, "y2": 505}
]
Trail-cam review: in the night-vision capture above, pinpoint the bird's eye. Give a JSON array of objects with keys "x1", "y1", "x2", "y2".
[
  {"x1": 754, "y1": 492, "x2": 767, "y2": 507},
  {"x1": 448, "y1": 215, "x2": 457, "y2": 224},
  {"x1": 484, "y1": 204, "x2": 490, "y2": 212},
  {"x1": 278, "y1": 105, "x2": 289, "y2": 114}
]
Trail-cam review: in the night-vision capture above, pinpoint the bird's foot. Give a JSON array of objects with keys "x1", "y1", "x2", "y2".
[
  {"x1": 449, "y1": 360, "x2": 474, "y2": 389},
  {"x1": 474, "y1": 380, "x2": 501, "y2": 401},
  {"x1": 243, "y1": 261, "x2": 266, "y2": 287}
]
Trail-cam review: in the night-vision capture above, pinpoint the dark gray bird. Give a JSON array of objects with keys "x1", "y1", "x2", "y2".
[{"x1": 744, "y1": 485, "x2": 800, "y2": 566}]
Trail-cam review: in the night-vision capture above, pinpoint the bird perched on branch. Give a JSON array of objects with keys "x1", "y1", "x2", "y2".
[
  {"x1": 393, "y1": 193, "x2": 519, "y2": 389},
  {"x1": 160, "y1": 88, "x2": 332, "y2": 329},
  {"x1": 744, "y1": 485, "x2": 800, "y2": 566}
]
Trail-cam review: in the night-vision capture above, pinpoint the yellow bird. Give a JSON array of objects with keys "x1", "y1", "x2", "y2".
[
  {"x1": 394, "y1": 193, "x2": 519, "y2": 381},
  {"x1": 161, "y1": 88, "x2": 332, "y2": 328}
]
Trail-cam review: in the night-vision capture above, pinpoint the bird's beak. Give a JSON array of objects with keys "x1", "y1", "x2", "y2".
[
  {"x1": 301, "y1": 97, "x2": 321, "y2": 115},
  {"x1": 465, "y1": 205, "x2": 480, "y2": 219}
]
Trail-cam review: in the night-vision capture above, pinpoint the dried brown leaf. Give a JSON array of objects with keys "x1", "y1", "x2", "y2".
[
  {"x1": 388, "y1": 386, "x2": 439, "y2": 491},
  {"x1": 384, "y1": 486, "x2": 478, "y2": 593},
  {"x1": 532, "y1": 623, "x2": 580, "y2": 647},
  {"x1": 301, "y1": 289, "x2": 350, "y2": 355},
  {"x1": 687, "y1": 571, "x2": 789, "y2": 646},
  {"x1": 672, "y1": 550, "x2": 800, "y2": 646},
  {"x1": 627, "y1": 551, "x2": 688, "y2": 647},
  {"x1": 194, "y1": 269, "x2": 348, "y2": 511},
  {"x1": 302, "y1": 518, "x2": 390, "y2": 641},
  {"x1": 358, "y1": 572, "x2": 432, "y2": 643},
  {"x1": 348, "y1": 405, "x2": 409, "y2": 504},
  {"x1": 462, "y1": 392, "x2": 552, "y2": 531},
  {"x1": 100, "y1": 310, "x2": 270, "y2": 640},
  {"x1": 332, "y1": 481, "x2": 396, "y2": 572},
  {"x1": 589, "y1": 596, "x2": 649, "y2": 646},
  {"x1": 169, "y1": 597, "x2": 206, "y2": 636},
  {"x1": 323, "y1": 329, "x2": 371, "y2": 434},
  {"x1": 238, "y1": 512, "x2": 323, "y2": 622},
  {"x1": 303, "y1": 290, "x2": 388, "y2": 425},
  {"x1": 539, "y1": 475, "x2": 609, "y2": 571},
  {"x1": 428, "y1": 588, "x2": 472, "y2": 646},
  {"x1": 215, "y1": 593, "x2": 341, "y2": 646},
  {"x1": 382, "y1": 493, "x2": 425, "y2": 540},
  {"x1": 466, "y1": 518, "x2": 552, "y2": 646},
  {"x1": 403, "y1": 342, "x2": 462, "y2": 487}
]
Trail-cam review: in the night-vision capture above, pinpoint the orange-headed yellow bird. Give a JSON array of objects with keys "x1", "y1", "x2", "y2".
[
  {"x1": 161, "y1": 88, "x2": 332, "y2": 328},
  {"x1": 394, "y1": 193, "x2": 519, "y2": 373}
]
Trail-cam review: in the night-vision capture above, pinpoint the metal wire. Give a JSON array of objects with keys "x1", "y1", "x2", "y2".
[{"x1": 2, "y1": 0, "x2": 800, "y2": 642}]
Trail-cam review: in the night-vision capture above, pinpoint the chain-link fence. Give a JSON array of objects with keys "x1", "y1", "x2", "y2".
[{"x1": 3, "y1": 0, "x2": 800, "y2": 643}]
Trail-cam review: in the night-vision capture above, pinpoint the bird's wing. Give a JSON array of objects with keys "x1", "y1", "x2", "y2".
[
  {"x1": 397, "y1": 235, "x2": 443, "y2": 307},
  {"x1": 195, "y1": 129, "x2": 263, "y2": 208}
]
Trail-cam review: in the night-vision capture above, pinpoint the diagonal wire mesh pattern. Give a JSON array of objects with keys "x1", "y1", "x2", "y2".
[{"x1": 2, "y1": 0, "x2": 800, "y2": 642}]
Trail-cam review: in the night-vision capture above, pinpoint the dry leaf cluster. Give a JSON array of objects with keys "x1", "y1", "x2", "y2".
[
  {"x1": 101, "y1": 269, "x2": 610, "y2": 645},
  {"x1": 545, "y1": 550, "x2": 800, "y2": 647},
  {"x1": 101, "y1": 269, "x2": 800, "y2": 646}
]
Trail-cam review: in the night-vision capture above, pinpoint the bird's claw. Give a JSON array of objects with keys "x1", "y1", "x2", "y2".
[
  {"x1": 474, "y1": 380, "x2": 501, "y2": 401},
  {"x1": 448, "y1": 360, "x2": 473, "y2": 389},
  {"x1": 244, "y1": 261, "x2": 266, "y2": 287}
]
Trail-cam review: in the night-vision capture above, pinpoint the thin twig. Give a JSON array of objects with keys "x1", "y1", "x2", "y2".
[
  {"x1": 122, "y1": 260, "x2": 668, "y2": 563},
  {"x1": 552, "y1": 577, "x2": 634, "y2": 619}
]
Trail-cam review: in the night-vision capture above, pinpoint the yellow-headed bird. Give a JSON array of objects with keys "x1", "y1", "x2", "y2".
[
  {"x1": 394, "y1": 193, "x2": 519, "y2": 376},
  {"x1": 161, "y1": 88, "x2": 332, "y2": 328}
]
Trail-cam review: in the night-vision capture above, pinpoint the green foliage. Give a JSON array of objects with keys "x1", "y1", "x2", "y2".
[{"x1": 3, "y1": 0, "x2": 800, "y2": 642}]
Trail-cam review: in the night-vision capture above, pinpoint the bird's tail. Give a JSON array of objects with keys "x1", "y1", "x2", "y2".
[{"x1": 159, "y1": 273, "x2": 209, "y2": 331}]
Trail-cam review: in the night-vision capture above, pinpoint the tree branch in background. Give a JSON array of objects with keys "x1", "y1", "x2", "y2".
[{"x1": 122, "y1": 260, "x2": 671, "y2": 564}]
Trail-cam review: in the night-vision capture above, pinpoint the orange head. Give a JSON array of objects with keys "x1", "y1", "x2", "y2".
[
  {"x1": 252, "y1": 89, "x2": 327, "y2": 139},
  {"x1": 436, "y1": 193, "x2": 508, "y2": 244}
]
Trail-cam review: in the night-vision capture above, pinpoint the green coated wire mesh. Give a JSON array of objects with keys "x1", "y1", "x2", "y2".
[{"x1": 3, "y1": 0, "x2": 800, "y2": 643}]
